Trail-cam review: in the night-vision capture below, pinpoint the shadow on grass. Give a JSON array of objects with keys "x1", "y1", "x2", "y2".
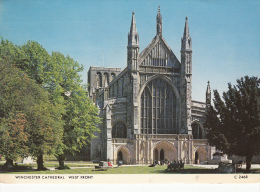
[
  {"x1": 0, "y1": 164, "x2": 36, "y2": 173},
  {"x1": 156, "y1": 168, "x2": 260, "y2": 174},
  {"x1": 155, "y1": 168, "x2": 218, "y2": 174}
]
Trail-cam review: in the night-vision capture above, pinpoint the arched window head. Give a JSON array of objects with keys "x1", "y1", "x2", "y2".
[{"x1": 112, "y1": 121, "x2": 127, "y2": 138}]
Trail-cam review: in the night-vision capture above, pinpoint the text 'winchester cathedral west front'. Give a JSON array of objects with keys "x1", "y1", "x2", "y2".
[{"x1": 88, "y1": 8, "x2": 221, "y2": 165}]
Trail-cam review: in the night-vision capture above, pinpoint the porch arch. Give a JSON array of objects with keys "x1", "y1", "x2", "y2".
[
  {"x1": 194, "y1": 146, "x2": 208, "y2": 164},
  {"x1": 152, "y1": 141, "x2": 177, "y2": 162},
  {"x1": 115, "y1": 146, "x2": 130, "y2": 164}
]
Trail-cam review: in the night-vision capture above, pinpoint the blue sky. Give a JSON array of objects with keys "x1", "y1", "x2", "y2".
[{"x1": 0, "y1": 0, "x2": 259, "y2": 102}]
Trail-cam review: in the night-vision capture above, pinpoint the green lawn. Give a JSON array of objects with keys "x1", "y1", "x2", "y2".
[
  {"x1": 1, "y1": 165, "x2": 218, "y2": 174},
  {"x1": 1, "y1": 163, "x2": 259, "y2": 174}
]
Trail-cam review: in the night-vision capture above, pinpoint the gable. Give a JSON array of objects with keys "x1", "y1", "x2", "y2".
[{"x1": 139, "y1": 35, "x2": 181, "y2": 69}]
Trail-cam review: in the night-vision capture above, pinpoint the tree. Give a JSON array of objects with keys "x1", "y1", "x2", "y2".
[
  {"x1": 18, "y1": 48, "x2": 100, "y2": 168},
  {"x1": 0, "y1": 38, "x2": 100, "y2": 169},
  {"x1": 49, "y1": 52, "x2": 100, "y2": 168},
  {"x1": 0, "y1": 59, "x2": 63, "y2": 170},
  {"x1": 0, "y1": 113, "x2": 29, "y2": 167},
  {"x1": 205, "y1": 76, "x2": 260, "y2": 170}
]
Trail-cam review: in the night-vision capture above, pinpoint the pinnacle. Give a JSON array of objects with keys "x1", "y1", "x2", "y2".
[
  {"x1": 183, "y1": 16, "x2": 190, "y2": 38},
  {"x1": 207, "y1": 81, "x2": 211, "y2": 94}
]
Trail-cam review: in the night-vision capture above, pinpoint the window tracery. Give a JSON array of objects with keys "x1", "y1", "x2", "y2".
[{"x1": 140, "y1": 78, "x2": 176, "y2": 134}]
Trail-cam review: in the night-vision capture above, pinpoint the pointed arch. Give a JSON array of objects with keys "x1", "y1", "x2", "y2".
[
  {"x1": 116, "y1": 145, "x2": 130, "y2": 164},
  {"x1": 152, "y1": 141, "x2": 177, "y2": 162},
  {"x1": 194, "y1": 146, "x2": 208, "y2": 164},
  {"x1": 139, "y1": 75, "x2": 180, "y2": 101}
]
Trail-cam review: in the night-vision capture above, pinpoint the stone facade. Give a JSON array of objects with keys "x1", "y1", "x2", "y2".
[{"x1": 89, "y1": 8, "x2": 215, "y2": 164}]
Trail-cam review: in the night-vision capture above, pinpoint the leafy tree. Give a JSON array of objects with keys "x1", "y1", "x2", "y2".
[
  {"x1": 0, "y1": 59, "x2": 63, "y2": 170},
  {"x1": 0, "y1": 113, "x2": 29, "y2": 167},
  {"x1": 0, "y1": 38, "x2": 21, "y2": 63},
  {"x1": 0, "y1": 38, "x2": 100, "y2": 168},
  {"x1": 205, "y1": 76, "x2": 260, "y2": 170},
  {"x1": 19, "y1": 40, "x2": 51, "y2": 85},
  {"x1": 17, "y1": 48, "x2": 100, "y2": 168},
  {"x1": 26, "y1": 101, "x2": 63, "y2": 170},
  {"x1": 49, "y1": 52, "x2": 100, "y2": 168}
]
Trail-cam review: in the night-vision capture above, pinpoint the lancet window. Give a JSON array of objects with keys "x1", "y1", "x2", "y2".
[{"x1": 96, "y1": 72, "x2": 102, "y2": 87}]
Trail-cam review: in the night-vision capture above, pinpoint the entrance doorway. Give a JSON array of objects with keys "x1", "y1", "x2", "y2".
[
  {"x1": 195, "y1": 151, "x2": 198, "y2": 164},
  {"x1": 116, "y1": 147, "x2": 130, "y2": 164},
  {"x1": 160, "y1": 149, "x2": 164, "y2": 161},
  {"x1": 153, "y1": 141, "x2": 177, "y2": 163},
  {"x1": 194, "y1": 147, "x2": 207, "y2": 164},
  {"x1": 118, "y1": 151, "x2": 123, "y2": 161},
  {"x1": 154, "y1": 149, "x2": 158, "y2": 161}
]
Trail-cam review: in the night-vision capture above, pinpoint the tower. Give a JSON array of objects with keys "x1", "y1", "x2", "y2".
[{"x1": 180, "y1": 17, "x2": 192, "y2": 134}]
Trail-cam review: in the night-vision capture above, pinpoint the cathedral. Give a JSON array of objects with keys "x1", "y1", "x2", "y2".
[{"x1": 88, "y1": 8, "x2": 217, "y2": 165}]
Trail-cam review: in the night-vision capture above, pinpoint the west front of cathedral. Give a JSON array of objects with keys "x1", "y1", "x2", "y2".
[{"x1": 88, "y1": 8, "x2": 218, "y2": 165}]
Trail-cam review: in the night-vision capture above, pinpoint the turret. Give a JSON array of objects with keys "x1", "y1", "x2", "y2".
[
  {"x1": 181, "y1": 17, "x2": 192, "y2": 75},
  {"x1": 127, "y1": 11, "x2": 140, "y2": 137},
  {"x1": 127, "y1": 11, "x2": 139, "y2": 71},
  {"x1": 206, "y1": 81, "x2": 211, "y2": 106},
  {"x1": 180, "y1": 17, "x2": 192, "y2": 134}
]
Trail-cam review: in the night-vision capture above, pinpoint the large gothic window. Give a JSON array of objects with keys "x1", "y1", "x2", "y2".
[
  {"x1": 140, "y1": 87, "x2": 152, "y2": 134},
  {"x1": 112, "y1": 121, "x2": 127, "y2": 138},
  {"x1": 140, "y1": 78, "x2": 176, "y2": 134}
]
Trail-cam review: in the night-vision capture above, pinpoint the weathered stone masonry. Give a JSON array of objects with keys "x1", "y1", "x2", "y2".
[{"x1": 89, "y1": 8, "x2": 216, "y2": 164}]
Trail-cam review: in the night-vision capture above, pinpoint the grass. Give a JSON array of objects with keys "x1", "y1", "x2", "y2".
[
  {"x1": 0, "y1": 162, "x2": 259, "y2": 174},
  {"x1": 0, "y1": 165, "x2": 219, "y2": 174}
]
